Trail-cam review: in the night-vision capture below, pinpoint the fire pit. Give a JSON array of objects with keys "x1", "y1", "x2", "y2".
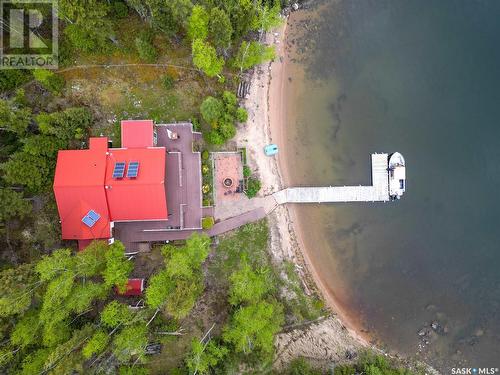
[{"x1": 223, "y1": 177, "x2": 234, "y2": 188}]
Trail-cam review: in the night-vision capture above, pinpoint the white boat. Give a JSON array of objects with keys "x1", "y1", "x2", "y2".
[{"x1": 388, "y1": 152, "x2": 406, "y2": 200}]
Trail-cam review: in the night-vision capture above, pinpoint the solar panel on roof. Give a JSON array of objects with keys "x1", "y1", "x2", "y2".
[
  {"x1": 113, "y1": 162, "x2": 126, "y2": 179},
  {"x1": 126, "y1": 161, "x2": 140, "y2": 178},
  {"x1": 82, "y1": 209, "x2": 101, "y2": 228},
  {"x1": 87, "y1": 210, "x2": 100, "y2": 221},
  {"x1": 82, "y1": 216, "x2": 95, "y2": 227}
]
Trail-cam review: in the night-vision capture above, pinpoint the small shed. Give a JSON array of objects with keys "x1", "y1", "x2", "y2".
[{"x1": 116, "y1": 278, "x2": 145, "y2": 296}]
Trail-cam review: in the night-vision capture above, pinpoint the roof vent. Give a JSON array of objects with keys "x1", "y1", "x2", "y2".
[{"x1": 82, "y1": 210, "x2": 101, "y2": 228}]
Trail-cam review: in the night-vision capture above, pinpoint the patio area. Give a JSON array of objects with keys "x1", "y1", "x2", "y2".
[{"x1": 213, "y1": 152, "x2": 244, "y2": 203}]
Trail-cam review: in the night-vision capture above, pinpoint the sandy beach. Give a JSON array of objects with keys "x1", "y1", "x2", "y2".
[{"x1": 235, "y1": 9, "x2": 373, "y2": 369}]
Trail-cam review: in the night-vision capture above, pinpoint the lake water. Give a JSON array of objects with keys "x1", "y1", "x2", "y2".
[{"x1": 285, "y1": 0, "x2": 500, "y2": 370}]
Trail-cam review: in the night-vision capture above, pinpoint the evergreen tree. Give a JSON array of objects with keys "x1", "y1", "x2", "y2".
[
  {"x1": 0, "y1": 93, "x2": 32, "y2": 136},
  {"x1": 36, "y1": 107, "x2": 92, "y2": 143},
  {"x1": 60, "y1": 0, "x2": 114, "y2": 53},
  {"x1": 0, "y1": 263, "x2": 38, "y2": 317},
  {"x1": 0, "y1": 188, "x2": 31, "y2": 223},
  {"x1": 209, "y1": 8, "x2": 233, "y2": 49},
  {"x1": 200, "y1": 96, "x2": 224, "y2": 125}
]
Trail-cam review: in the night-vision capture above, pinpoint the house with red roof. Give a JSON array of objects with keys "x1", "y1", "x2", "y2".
[{"x1": 54, "y1": 120, "x2": 204, "y2": 251}]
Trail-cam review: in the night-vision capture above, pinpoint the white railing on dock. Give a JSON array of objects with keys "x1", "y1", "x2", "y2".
[{"x1": 274, "y1": 153, "x2": 391, "y2": 204}]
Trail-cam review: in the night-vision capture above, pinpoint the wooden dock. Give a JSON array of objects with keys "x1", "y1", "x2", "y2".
[{"x1": 274, "y1": 153, "x2": 391, "y2": 204}]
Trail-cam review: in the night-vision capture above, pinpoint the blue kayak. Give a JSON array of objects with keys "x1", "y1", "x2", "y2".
[{"x1": 264, "y1": 144, "x2": 279, "y2": 156}]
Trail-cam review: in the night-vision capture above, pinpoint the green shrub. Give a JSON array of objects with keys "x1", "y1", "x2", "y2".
[
  {"x1": 202, "y1": 150, "x2": 210, "y2": 160},
  {"x1": 202, "y1": 164, "x2": 210, "y2": 175},
  {"x1": 33, "y1": 70, "x2": 65, "y2": 94},
  {"x1": 200, "y1": 91, "x2": 247, "y2": 145},
  {"x1": 287, "y1": 357, "x2": 322, "y2": 375},
  {"x1": 243, "y1": 165, "x2": 251, "y2": 178},
  {"x1": 135, "y1": 31, "x2": 157, "y2": 63},
  {"x1": 192, "y1": 118, "x2": 201, "y2": 131},
  {"x1": 65, "y1": 21, "x2": 111, "y2": 53},
  {"x1": 202, "y1": 216, "x2": 215, "y2": 230},
  {"x1": 236, "y1": 107, "x2": 248, "y2": 122},
  {"x1": 245, "y1": 177, "x2": 261, "y2": 198},
  {"x1": 202, "y1": 198, "x2": 212, "y2": 207},
  {"x1": 161, "y1": 74, "x2": 175, "y2": 90},
  {"x1": 112, "y1": 1, "x2": 128, "y2": 18},
  {"x1": 0, "y1": 70, "x2": 31, "y2": 91}
]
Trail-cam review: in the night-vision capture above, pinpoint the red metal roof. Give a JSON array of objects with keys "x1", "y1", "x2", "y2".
[
  {"x1": 116, "y1": 278, "x2": 144, "y2": 296},
  {"x1": 53, "y1": 145, "x2": 111, "y2": 240},
  {"x1": 53, "y1": 121, "x2": 167, "y2": 241},
  {"x1": 105, "y1": 148, "x2": 167, "y2": 221},
  {"x1": 121, "y1": 120, "x2": 154, "y2": 148}
]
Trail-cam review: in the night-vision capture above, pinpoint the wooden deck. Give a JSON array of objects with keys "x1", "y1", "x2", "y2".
[{"x1": 273, "y1": 153, "x2": 391, "y2": 204}]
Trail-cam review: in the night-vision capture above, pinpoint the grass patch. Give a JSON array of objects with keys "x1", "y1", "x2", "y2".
[
  {"x1": 210, "y1": 220, "x2": 270, "y2": 286},
  {"x1": 210, "y1": 221, "x2": 325, "y2": 324},
  {"x1": 281, "y1": 261, "x2": 325, "y2": 322}
]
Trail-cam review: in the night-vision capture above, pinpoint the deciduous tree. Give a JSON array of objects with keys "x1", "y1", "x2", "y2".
[
  {"x1": 101, "y1": 301, "x2": 133, "y2": 328},
  {"x1": 145, "y1": 270, "x2": 173, "y2": 309},
  {"x1": 229, "y1": 260, "x2": 271, "y2": 305},
  {"x1": 223, "y1": 300, "x2": 283, "y2": 356},
  {"x1": 233, "y1": 40, "x2": 276, "y2": 71},
  {"x1": 188, "y1": 5, "x2": 209, "y2": 41},
  {"x1": 82, "y1": 330, "x2": 109, "y2": 359},
  {"x1": 192, "y1": 39, "x2": 224, "y2": 78},
  {"x1": 102, "y1": 241, "x2": 133, "y2": 291},
  {"x1": 186, "y1": 339, "x2": 228, "y2": 375},
  {"x1": 112, "y1": 324, "x2": 148, "y2": 362},
  {"x1": 252, "y1": 2, "x2": 282, "y2": 33}
]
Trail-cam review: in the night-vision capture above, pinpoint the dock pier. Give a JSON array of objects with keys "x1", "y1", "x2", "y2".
[{"x1": 273, "y1": 153, "x2": 394, "y2": 204}]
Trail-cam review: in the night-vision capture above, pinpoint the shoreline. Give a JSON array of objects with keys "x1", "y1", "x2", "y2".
[
  {"x1": 267, "y1": 12, "x2": 371, "y2": 347},
  {"x1": 238, "y1": 8, "x2": 438, "y2": 374},
  {"x1": 236, "y1": 10, "x2": 374, "y2": 368}
]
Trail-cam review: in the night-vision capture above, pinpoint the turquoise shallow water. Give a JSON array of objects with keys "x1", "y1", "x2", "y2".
[{"x1": 287, "y1": 0, "x2": 500, "y2": 370}]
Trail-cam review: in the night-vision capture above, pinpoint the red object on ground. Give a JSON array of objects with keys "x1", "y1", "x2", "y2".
[
  {"x1": 121, "y1": 120, "x2": 154, "y2": 148},
  {"x1": 53, "y1": 120, "x2": 167, "y2": 241},
  {"x1": 116, "y1": 278, "x2": 144, "y2": 296}
]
